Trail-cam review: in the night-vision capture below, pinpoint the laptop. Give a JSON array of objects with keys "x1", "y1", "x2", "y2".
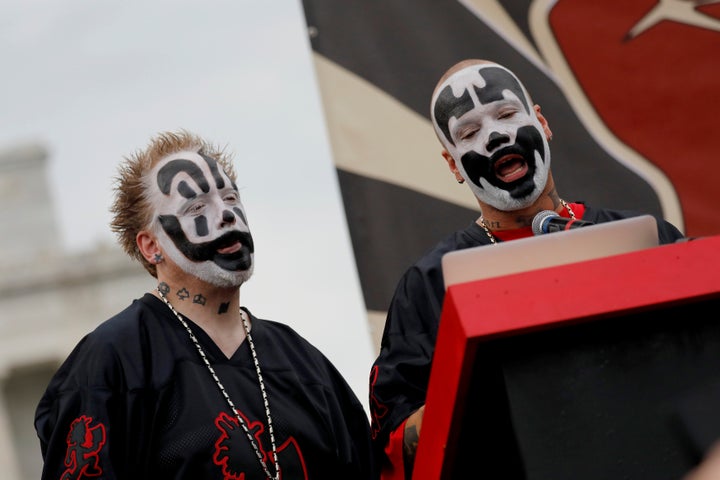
[{"x1": 442, "y1": 214, "x2": 659, "y2": 288}]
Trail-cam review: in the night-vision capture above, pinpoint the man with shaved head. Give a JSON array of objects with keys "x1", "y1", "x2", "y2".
[{"x1": 368, "y1": 60, "x2": 684, "y2": 479}]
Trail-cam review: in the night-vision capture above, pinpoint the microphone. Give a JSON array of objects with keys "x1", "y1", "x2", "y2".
[{"x1": 532, "y1": 210, "x2": 595, "y2": 235}]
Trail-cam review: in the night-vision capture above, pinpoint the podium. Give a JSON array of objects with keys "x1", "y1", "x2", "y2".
[{"x1": 414, "y1": 235, "x2": 720, "y2": 480}]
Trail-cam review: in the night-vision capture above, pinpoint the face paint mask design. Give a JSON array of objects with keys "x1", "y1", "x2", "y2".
[
  {"x1": 148, "y1": 151, "x2": 254, "y2": 287},
  {"x1": 431, "y1": 64, "x2": 550, "y2": 211}
]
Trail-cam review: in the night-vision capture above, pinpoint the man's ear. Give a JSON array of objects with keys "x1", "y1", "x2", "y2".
[
  {"x1": 136, "y1": 230, "x2": 162, "y2": 264},
  {"x1": 442, "y1": 150, "x2": 465, "y2": 183},
  {"x1": 534, "y1": 104, "x2": 553, "y2": 140}
]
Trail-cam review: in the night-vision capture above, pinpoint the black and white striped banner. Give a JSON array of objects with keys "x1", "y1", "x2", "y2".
[{"x1": 301, "y1": 0, "x2": 720, "y2": 323}]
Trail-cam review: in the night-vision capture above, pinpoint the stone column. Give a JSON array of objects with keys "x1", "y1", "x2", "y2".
[{"x1": 0, "y1": 369, "x2": 22, "y2": 480}]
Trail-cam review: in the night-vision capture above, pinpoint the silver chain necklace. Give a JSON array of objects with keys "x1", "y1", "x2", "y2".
[
  {"x1": 157, "y1": 287, "x2": 280, "y2": 480},
  {"x1": 479, "y1": 199, "x2": 576, "y2": 244}
]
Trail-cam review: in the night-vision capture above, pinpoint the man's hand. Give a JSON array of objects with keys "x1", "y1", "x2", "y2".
[{"x1": 684, "y1": 441, "x2": 720, "y2": 480}]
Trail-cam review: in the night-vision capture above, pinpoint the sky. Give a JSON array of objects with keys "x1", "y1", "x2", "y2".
[{"x1": 0, "y1": 0, "x2": 375, "y2": 406}]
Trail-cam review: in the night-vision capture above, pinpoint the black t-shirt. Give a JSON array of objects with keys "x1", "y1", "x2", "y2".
[{"x1": 36, "y1": 294, "x2": 377, "y2": 480}]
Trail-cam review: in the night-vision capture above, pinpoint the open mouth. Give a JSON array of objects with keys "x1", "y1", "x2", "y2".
[
  {"x1": 493, "y1": 154, "x2": 528, "y2": 183},
  {"x1": 217, "y1": 241, "x2": 242, "y2": 255}
]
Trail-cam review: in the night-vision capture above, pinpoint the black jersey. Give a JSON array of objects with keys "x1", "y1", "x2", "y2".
[
  {"x1": 368, "y1": 204, "x2": 685, "y2": 456},
  {"x1": 36, "y1": 294, "x2": 376, "y2": 480}
]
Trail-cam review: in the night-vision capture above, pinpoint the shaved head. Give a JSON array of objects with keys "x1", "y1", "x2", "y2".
[{"x1": 430, "y1": 59, "x2": 550, "y2": 211}]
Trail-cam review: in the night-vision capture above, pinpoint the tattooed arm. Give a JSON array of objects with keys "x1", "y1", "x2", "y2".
[{"x1": 403, "y1": 405, "x2": 425, "y2": 477}]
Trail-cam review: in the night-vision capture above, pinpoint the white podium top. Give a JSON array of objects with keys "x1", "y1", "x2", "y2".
[{"x1": 442, "y1": 215, "x2": 659, "y2": 288}]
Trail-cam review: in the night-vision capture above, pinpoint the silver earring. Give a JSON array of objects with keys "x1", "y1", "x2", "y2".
[
  {"x1": 457, "y1": 178, "x2": 465, "y2": 184},
  {"x1": 153, "y1": 253, "x2": 164, "y2": 264}
]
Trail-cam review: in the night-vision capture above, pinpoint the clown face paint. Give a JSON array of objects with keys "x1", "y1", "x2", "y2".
[
  {"x1": 431, "y1": 63, "x2": 550, "y2": 211},
  {"x1": 147, "y1": 151, "x2": 254, "y2": 287}
]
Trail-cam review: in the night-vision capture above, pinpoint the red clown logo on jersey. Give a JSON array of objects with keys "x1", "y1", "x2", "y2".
[
  {"x1": 213, "y1": 409, "x2": 308, "y2": 480},
  {"x1": 368, "y1": 366, "x2": 389, "y2": 440},
  {"x1": 61, "y1": 415, "x2": 106, "y2": 479}
]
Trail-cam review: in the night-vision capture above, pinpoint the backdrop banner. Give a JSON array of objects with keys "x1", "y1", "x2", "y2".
[{"x1": 301, "y1": 0, "x2": 720, "y2": 316}]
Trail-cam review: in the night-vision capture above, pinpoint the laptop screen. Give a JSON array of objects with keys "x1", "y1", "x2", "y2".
[{"x1": 442, "y1": 215, "x2": 659, "y2": 288}]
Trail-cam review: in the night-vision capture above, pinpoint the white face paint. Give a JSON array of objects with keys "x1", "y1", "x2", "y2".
[
  {"x1": 431, "y1": 63, "x2": 550, "y2": 211},
  {"x1": 146, "y1": 151, "x2": 254, "y2": 287}
]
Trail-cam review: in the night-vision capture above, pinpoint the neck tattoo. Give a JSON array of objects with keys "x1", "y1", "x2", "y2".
[
  {"x1": 156, "y1": 287, "x2": 280, "y2": 480},
  {"x1": 479, "y1": 199, "x2": 576, "y2": 245}
]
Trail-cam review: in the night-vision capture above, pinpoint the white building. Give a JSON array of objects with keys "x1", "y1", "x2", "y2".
[{"x1": 0, "y1": 143, "x2": 154, "y2": 479}]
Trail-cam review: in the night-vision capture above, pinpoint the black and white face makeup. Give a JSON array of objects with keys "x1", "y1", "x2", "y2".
[
  {"x1": 431, "y1": 63, "x2": 550, "y2": 211},
  {"x1": 147, "y1": 151, "x2": 254, "y2": 287}
]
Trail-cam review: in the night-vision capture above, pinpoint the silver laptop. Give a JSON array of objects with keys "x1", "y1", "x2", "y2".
[{"x1": 442, "y1": 215, "x2": 659, "y2": 288}]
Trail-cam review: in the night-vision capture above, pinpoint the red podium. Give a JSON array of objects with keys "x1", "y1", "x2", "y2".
[{"x1": 414, "y1": 235, "x2": 720, "y2": 480}]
